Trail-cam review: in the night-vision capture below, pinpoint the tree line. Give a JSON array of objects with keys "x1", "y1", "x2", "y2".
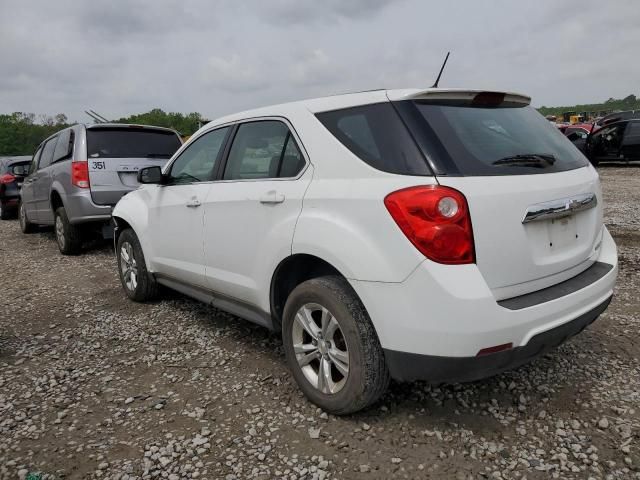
[
  {"x1": 2, "y1": 95, "x2": 638, "y2": 156},
  {"x1": 537, "y1": 94, "x2": 640, "y2": 117},
  {"x1": 0, "y1": 109, "x2": 204, "y2": 156}
]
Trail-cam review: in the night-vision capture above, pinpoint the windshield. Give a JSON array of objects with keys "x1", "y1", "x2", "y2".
[
  {"x1": 86, "y1": 128, "x2": 181, "y2": 159},
  {"x1": 403, "y1": 102, "x2": 589, "y2": 176}
]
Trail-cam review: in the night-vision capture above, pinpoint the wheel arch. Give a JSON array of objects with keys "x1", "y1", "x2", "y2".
[
  {"x1": 111, "y1": 213, "x2": 153, "y2": 271},
  {"x1": 270, "y1": 253, "x2": 355, "y2": 332},
  {"x1": 50, "y1": 188, "x2": 65, "y2": 212}
]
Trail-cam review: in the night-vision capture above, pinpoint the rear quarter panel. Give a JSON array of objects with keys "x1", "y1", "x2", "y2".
[{"x1": 289, "y1": 108, "x2": 432, "y2": 282}]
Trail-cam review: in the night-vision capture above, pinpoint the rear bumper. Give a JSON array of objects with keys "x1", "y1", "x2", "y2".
[
  {"x1": 0, "y1": 195, "x2": 20, "y2": 206},
  {"x1": 64, "y1": 191, "x2": 113, "y2": 224},
  {"x1": 351, "y1": 226, "x2": 617, "y2": 380},
  {"x1": 384, "y1": 295, "x2": 611, "y2": 382}
]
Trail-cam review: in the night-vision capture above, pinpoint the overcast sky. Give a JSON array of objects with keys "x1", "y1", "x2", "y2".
[{"x1": 1, "y1": 0, "x2": 638, "y2": 123}]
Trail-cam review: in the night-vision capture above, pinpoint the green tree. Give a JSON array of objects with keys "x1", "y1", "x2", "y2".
[
  {"x1": 537, "y1": 94, "x2": 640, "y2": 118},
  {"x1": 0, "y1": 113, "x2": 70, "y2": 156},
  {"x1": 115, "y1": 109, "x2": 204, "y2": 136}
]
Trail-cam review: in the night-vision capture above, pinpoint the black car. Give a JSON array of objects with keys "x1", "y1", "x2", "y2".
[
  {"x1": 566, "y1": 120, "x2": 640, "y2": 166},
  {"x1": 0, "y1": 156, "x2": 31, "y2": 219},
  {"x1": 595, "y1": 110, "x2": 640, "y2": 129}
]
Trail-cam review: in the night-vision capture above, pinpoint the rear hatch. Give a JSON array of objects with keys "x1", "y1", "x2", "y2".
[
  {"x1": 86, "y1": 126, "x2": 182, "y2": 205},
  {"x1": 391, "y1": 90, "x2": 602, "y2": 299}
]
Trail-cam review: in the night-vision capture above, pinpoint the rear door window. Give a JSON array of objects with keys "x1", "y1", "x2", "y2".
[
  {"x1": 87, "y1": 128, "x2": 181, "y2": 159},
  {"x1": 316, "y1": 103, "x2": 431, "y2": 176},
  {"x1": 52, "y1": 129, "x2": 74, "y2": 163},
  {"x1": 38, "y1": 137, "x2": 58, "y2": 169},
  {"x1": 222, "y1": 120, "x2": 306, "y2": 180}
]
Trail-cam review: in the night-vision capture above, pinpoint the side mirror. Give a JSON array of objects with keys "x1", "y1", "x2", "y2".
[
  {"x1": 138, "y1": 166, "x2": 164, "y2": 184},
  {"x1": 11, "y1": 164, "x2": 29, "y2": 176}
]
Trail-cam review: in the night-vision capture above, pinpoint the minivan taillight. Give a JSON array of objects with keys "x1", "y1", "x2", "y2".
[
  {"x1": 72, "y1": 161, "x2": 90, "y2": 188},
  {"x1": 384, "y1": 185, "x2": 475, "y2": 264}
]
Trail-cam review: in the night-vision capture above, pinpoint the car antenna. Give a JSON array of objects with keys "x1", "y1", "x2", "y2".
[
  {"x1": 85, "y1": 110, "x2": 104, "y2": 123},
  {"x1": 431, "y1": 51, "x2": 450, "y2": 88},
  {"x1": 90, "y1": 109, "x2": 109, "y2": 123}
]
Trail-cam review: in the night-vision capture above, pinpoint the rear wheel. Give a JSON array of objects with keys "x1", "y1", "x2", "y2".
[
  {"x1": 282, "y1": 275, "x2": 389, "y2": 415},
  {"x1": 116, "y1": 228, "x2": 158, "y2": 302},
  {"x1": 18, "y1": 201, "x2": 36, "y2": 233},
  {"x1": 54, "y1": 206, "x2": 82, "y2": 255}
]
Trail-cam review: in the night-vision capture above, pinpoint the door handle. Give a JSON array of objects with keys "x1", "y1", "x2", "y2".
[
  {"x1": 186, "y1": 197, "x2": 201, "y2": 208},
  {"x1": 260, "y1": 191, "x2": 285, "y2": 204}
]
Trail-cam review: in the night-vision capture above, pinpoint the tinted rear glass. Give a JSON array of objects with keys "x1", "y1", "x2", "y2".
[
  {"x1": 316, "y1": 103, "x2": 431, "y2": 176},
  {"x1": 87, "y1": 128, "x2": 181, "y2": 159},
  {"x1": 405, "y1": 102, "x2": 589, "y2": 176}
]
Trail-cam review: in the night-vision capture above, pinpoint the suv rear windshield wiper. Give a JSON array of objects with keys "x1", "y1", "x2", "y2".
[{"x1": 492, "y1": 154, "x2": 556, "y2": 167}]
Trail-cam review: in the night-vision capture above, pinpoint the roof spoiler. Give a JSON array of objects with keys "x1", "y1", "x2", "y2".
[{"x1": 394, "y1": 89, "x2": 531, "y2": 107}]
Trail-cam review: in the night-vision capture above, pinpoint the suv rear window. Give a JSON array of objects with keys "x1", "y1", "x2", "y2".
[
  {"x1": 87, "y1": 128, "x2": 181, "y2": 159},
  {"x1": 316, "y1": 103, "x2": 431, "y2": 176},
  {"x1": 403, "y1": 102, "x2": 589, "y2": 176}
]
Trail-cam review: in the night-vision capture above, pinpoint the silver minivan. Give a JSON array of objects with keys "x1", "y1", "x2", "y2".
[{"x1": 20, "y1": 123, "x2": 182, "y2": 254}]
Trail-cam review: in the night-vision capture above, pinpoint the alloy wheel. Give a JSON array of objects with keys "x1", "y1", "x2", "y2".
[
  {"x1": 119, "y1": 241, "x2": 138, "y2": 292},
  {"x1": 291, "y1": 303, "x2": 350, "y2": 394},
  {"x1": 55, "y1": 215, "x2": 65, "y2": 249},
  {"x1": 19, "y1": 204, "x2": 25, "y2": 228}
]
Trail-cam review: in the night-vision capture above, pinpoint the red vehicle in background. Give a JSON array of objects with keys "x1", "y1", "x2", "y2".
[{"x1": 565, "y1": 123, "x2": 597, "y2": 140}]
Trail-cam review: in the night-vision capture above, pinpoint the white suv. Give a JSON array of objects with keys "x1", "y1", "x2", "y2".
[{"x1": 112, "y1": 89, "x2": 617, "y2": 414}]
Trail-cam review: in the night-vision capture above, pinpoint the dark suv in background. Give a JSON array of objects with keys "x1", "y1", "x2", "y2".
[
  {"x1": 20, "y1": 124, "x2": 182, "y2": 254},
  {"x1": 0, "y1": 156, "x2": 31, "y2": 219},
  {"x1": 567, "y1": 119, "x2": 640, "y2": 166}
]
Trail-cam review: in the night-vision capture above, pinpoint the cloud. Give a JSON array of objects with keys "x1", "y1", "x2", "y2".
[
  {"x1": 289, "y1": 49, "x2": 344, "y2": 88},
  {"x1": 201, "y1": 54, "x2": 267, "y2": 93},
  {"x1": 0, "y1": 0, "x2": 638, "y2": 123},
  {"x1": 245, "y1": 0, "x2": 403, "y2": 26}
]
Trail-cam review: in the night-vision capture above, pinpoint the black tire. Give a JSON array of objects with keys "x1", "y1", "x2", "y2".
[
  {"x1": 0, "y1": 201, "x2": 14, "y2": 220},
  {"x1": 54, "y1": 206, "x2": 82, "y2": 255},
  {"x1": 116, "y1": 228, "x2": 158, "y2": 302},
  {"x1": 282, "y1": 275, "x2": 389, "y2": 415},
  {"x1": 18, "y1": 201, "x2": 37, "y2": 233}
]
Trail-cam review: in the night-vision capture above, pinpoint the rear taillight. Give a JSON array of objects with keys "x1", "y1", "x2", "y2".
[
  {"x1": 0, "y1": 173, "x2": 15, "y2": 184},
  {"x1": 72, "y1": 161, "x2": 89, "y2": 188},
  {"x1": 384, "y1": 185, "x2": 475, "y2": 264}
]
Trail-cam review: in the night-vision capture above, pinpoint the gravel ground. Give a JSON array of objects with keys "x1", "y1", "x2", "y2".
[{"x1": 1, "y1": 166, "x2": 638, "y2": 480}]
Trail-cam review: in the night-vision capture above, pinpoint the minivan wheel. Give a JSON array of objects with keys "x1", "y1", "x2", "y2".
[
  {"x1": 19, "y1": 201, "x2": 36, "y2": 233},
  {"x1": 116, "y1": 228, "x2": 158, "y2": 302},
  {"x1": 54, "y1": 207, "x2": 82, "y2": 255},
  {"x1": 282, "y1": 275, "x2": 389, "y2": 415}
]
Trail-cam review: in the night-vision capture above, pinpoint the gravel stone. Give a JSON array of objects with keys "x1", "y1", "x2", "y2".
[{"x1": 0, "y1": 167, "x2": 638, "y2": 479}]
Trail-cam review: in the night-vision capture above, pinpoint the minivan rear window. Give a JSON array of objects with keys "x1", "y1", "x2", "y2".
[
  {"x1": 403, "y1": 102, "x2": 589, "y2": 176},
  {"x1": 86, "y1": 128, "x2": 181, "y2": 159},
  {"x1": 316, "y1": 103, "x2": 431, "y2": 176}
]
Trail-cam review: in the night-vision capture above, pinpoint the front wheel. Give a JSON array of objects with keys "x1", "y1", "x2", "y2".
[
  {"x1": 19, "y1": 201, "x2": 36, "y2": 233},
  {"x1": 282, "y1": 276, "x2": 389, "y2": 415},
  {"x1": 116, "y1": 228, "x2": 158, "y2": 302}
]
